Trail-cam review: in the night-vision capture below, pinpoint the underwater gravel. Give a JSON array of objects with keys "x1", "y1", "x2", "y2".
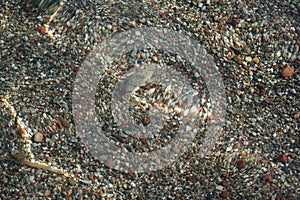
[{"x1": 0, "y1": 0, "x2": 299, "y2": 199}]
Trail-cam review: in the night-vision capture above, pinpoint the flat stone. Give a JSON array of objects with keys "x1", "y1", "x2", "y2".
[{"x1": 33, "y1": 132, "x2": 44, "y2": 142}]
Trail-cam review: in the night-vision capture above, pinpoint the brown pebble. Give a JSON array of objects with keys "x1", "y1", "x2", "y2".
[
  {"x1": 282, "y1": 67, "x2": 294, "y2": 77},
  {"x1": 13, "y1": 153, "x2": 26, "y2": 161},
  {"x1": 264, "y1": 98, "x2": 271, "y2": 104},
  {"x1": 220, "y1": 191, "x2": 228, "y2": 198},
  {"x1": 160, "y1": 13, "x2": 168, "y2": 20},
  {"x1": 142, "y1": 117, "x2": 151, "y2": 126},
  {"x1": 252, "y1": 57, "x2": 260, "y2": 64},
  {"x1": 237, "y1": 159, "x2": 246, "y2": 169},
  {"x1": 221, "y1": 180, "x2": 228, "y2": 187},
  {"x1": 140, "y1": 137, "x2": 148, "y2": 144},
  {"x1": 88, "y1": 174, "x2": 95, "y2": 182},
  {"x1": 242, "y1": 63, "x2": 248, "y2": 71},
  {"x1": 267, "y1": 177, "x2": 273, "y2": 183},
  {"x1": 290, "y1": 153, "x2": 297, "y2": 158},
  {"x1": 5, "y1": 37, "x2": 12, "y2": 42},
  {"x1": 56, "y1": 121, "x2": 63, "y2": 129},
  {"x1": 120, "y1": 138, "x2": 126, "y2": 143},
  {"x1": 41, "y1": 122, "x2": 46, "y2": 128},
  {"x1": 123, "y1": 21, "x2": 133, "y2": 28},
  {"x1": 234, "y1": 55, "x2": 243, "y2": 64},
  {"x1": 135, "y1": 53, "x2": 141, "y2": 59},
  {"x1": 47, "y1": 157, "x2": 53, "y2": 162},
  {"x1": 128, "y1": 172, "x2": 134, "y2": 177},
  {"x1": 33, "y1": 132, "x2": 44, "y2": 142},
  {"x1": 293, "y1": 112, "x2": 300, "y2": 119},
  {"x1": 264, "y1": 174, "x2": 273, "y2": 183},
  {"x1": 277, "y1": 154, "x2": 288, "y2": 164},
  {"x1": 273, "y1": 64, "x2": 279, "y2": 70},
  {"x1": 188, "y1": 175, "x2": 199, "y2": 181},
  {"x1": 60, "y1": 118, "x2": 70, "y2": 128}
]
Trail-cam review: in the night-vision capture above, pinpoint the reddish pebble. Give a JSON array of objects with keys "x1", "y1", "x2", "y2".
[
  {"x1": 140, "y1": 137, "x2": 148, "y2": 144},
  {"x1": 293, "y1": 112, "x2": 300, "y2": 119},
  {"x1": 221, "y1": 180, "x2": 228, "y2": 187},
  {"x1": 267, "y1": 177, "x2": 273, "y2": 183},
  {"x1": 5, "y1": 37, "x2": 12, "y2": 42},
  {"x1": 220, "y1": 191, "x2": 228, "y2": 198},
  {"x1": 277, "y1": 154, "x2": 288, "y2": 164},
  {"x1": 234, "y1": 55, "x2": 243, "y2": 65},
  {"x1": 264, "y1": 174, "x2": 273, "y2": 183},
  {"x1": 138, "y1": 195, "x2": 143, "y2": 200},
  {"x1": 56, "y1": 121, "x2": 63, "y2": 129},
  {"x1": 289, "y1": 153, "x2": 297, "y2": 159},
  {"x1": 88, "y1": 174, "x2": 95, "y2": 182},
  {"x1": 282, "y1": 67, "x2": 294, "y2": 77},
  {"x1": 161, "y1": 13, "x2": 168, "y2": 20},
  {"x1": 40, "y1": 25, "x2": 48, "y2": 34},
  {"x1": 237, "y1": 159, "x2": 246, "y2": 169},
  {"x1": 60, "y1": 118, "x2": 70, "y2": 128}
]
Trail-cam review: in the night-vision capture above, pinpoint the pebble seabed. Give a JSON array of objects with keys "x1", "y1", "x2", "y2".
[{"x1": 0, "y1": 0, "x2": 299, "y2": 199}]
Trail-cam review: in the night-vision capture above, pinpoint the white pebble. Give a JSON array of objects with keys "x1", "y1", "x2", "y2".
[
  {"x1": 216, "y1": 185, "x2": 223, "y2": 190},
  {"x1": 245, "y1": 56, "x2": 252, "y2": 63},
  {"x1": 107, "y1": 24, "x2": 113, "y2": 30}
]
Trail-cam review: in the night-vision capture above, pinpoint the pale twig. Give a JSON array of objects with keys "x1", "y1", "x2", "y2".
[
  {"x1": 1, "y1": 97, "x2": 77, "y2": 181},
  {"x1": 1, "y1": 98, "x2": 35, "y2": 162},
  {"x1": 40, "y1": 0, "x2": 67, "y2": 40}
]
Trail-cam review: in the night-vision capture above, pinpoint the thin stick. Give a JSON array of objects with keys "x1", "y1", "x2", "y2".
[
  {"x1": 46, "y1": 0, "x2": 67, "y2": 25},
  {"x1": 1, "y1": 98, "x2": 35, "y2": 161},
  {"x1": 21, "y1": 160, "x2": 75, "y2": 179},
  {"x1": 40, "y1": 0, "x2": 67, "y2": 40},
  {"x1": 1, "y1": 97, "x2": 77, "y2": 181}
]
